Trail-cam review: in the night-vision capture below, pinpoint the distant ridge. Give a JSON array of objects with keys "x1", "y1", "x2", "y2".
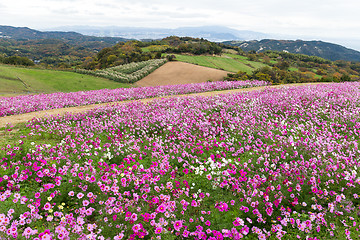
[
  {"x1": 1, "y1": 25, "x2": 360, "y2": 62},
  {"x1": 223, "y1": 39, "x2": 360, "y2": 62},
  {"x1": 46, "y1": 25, "x2": 360, "y2": 62},
  {"x1": 45, "y1": 25, "x2": 269, "y2": 42},
  {"x1": 0, "y1": 25, "x2": 130, "y2": 45}
]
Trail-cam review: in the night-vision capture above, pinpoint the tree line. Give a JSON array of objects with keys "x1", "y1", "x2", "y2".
[
  {"x1": 0, "y1": 55, "x2": 35, "y2": 66},
  {"x1": 81, "y1": 37, "x2": 223, "y2": 70}
]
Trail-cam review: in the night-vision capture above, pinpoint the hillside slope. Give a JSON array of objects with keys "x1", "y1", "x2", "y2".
[
  {"x1": 224, "y1": 39, "x2": 360, "y2": 62},
  {"x1": 0, "y1": 64, "x2": 130, "y2": 96},
  {"x1": 171, "y1": 54, "x2": 267, "y2": 73}
]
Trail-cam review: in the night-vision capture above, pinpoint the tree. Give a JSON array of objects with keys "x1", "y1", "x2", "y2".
[
  {"x1": 81, "y1": 57, "x2": 97, "y2": 70},
  {"x1": 263, "y1": 56, "x2": 271, "y2": 64},
  {"x1": 107, "y1": 55, "x2": 117, "y2": 65},
  {"x1": 340, "y1": 74, "x2": 352, "y2": 82},
  {"x1": 2, "y1": 56, "x2": 35, "y2": 66},
  {"x1": 166, "y1": 55, "x2": 176, "y2": 61},
  {"x1": 225, "y1": 71, "x2": 250, "y2": 81},
  {"x1": 247, "y1": 54, "x2": 257, "y2": 61},
  {"x1": 275, "y1": 61, "x2": 290, "y2": 70},
  {"x1": 253, "y1": 72, "x2": 271, "y2": 82}
]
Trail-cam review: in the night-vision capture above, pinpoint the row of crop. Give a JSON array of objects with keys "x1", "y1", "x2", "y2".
[
  {"x1": 75, "y1": 59, "x2": 167, "y2": 83},
  {"x1": 109, "y1": 60, "x2": 157, "y2": 74},
  {"x1": 0, "y1": 80, "x2": 270, "y2": 117},
  {"x1": 1, "y1": 82, "x2": 360, "y2": 239}
]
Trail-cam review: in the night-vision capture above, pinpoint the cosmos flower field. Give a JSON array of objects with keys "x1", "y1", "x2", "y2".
[
  {"x1": 0, "y1": 80, "x2": 269, "y2": 117},
  {"x1": 1, "y1": 82, "x2": 360, "y2": 239}
]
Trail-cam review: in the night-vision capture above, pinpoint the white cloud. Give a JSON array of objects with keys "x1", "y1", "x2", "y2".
[{"x1": 0, "y1": 0, "x2": 359, "y2": 50}]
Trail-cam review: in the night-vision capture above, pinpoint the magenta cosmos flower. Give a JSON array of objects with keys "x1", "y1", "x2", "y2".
[{"x1": 157, "y1": 204, "x2": 167, "y2": 213}]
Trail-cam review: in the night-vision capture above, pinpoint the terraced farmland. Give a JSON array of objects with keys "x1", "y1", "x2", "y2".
[{"x1": 171, "y1": 54, "x2": 268, "y2": 73}]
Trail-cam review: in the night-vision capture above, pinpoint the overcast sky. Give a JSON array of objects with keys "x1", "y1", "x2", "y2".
[{"x1": 1, "y1": 0, "x2": 359, "y2": 50}]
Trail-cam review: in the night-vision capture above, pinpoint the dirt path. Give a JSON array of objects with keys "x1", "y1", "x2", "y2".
[
  {"x1": 136, "y1": 62, "x2": 230, "y2": 87},
  {"x1": 0, "y1": 82, "x2": 327, "y2": 128}
]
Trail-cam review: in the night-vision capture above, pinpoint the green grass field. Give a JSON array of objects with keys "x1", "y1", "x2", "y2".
[
  {"x1": 170, "y1": 54, "x2": 267, "y2": 73},
  {"x1": 224, "y1": 53, "x2": 268, "y2": 69},
  {"x1": 288, "y1": 67, "x2": 299, "y2": 72},
  {"x1": 0, "y1": 64, "x2": 131, "y2": 96}
]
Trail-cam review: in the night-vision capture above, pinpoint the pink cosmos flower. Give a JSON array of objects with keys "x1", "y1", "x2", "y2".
[
  {"x1": 132, "y1": 224, "x2": 141, "y2": 233},
  {"x1": 155, "y1": 227, "x2": 162, "y2": 234},
  {"x1": 182, "y1": 230, "x2": 190, "y2": 237},
  {"x1": 43, "y1": 202, "x2": 51, "y2": 211},
  {"x1": 77, "y1": 193, "x2": 84, "y2": 199},
  {"x1": 152, "y1": 197, "x2": 159, "y2": 203},
  {"x1": 131, "y1": 213, "x2": 138, "y2": 221},
  {"x1": 38, "y1": 229, "x2": 52, "y2": 239},
  {"x1": 233, "y1": 220, "x2": 241, "y2": 226},
  {"x1": 173, "y1": 220, "x2": 183, "y2": 231},
  {"x1": 114, "y1": 233, "x2": 124, "y2": 239},
  {"x1": 157, "y1": 204, "x2": 166, "y2": 213},
  {"x1": 77, "y1": 217, "x2": 85, "y2": 225},
  {"x1": 266, "y1": 207, "x2": 273, "y2": 216}
]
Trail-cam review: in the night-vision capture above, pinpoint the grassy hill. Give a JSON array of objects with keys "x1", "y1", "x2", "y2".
[
  {"x1": 170, "y1": 54, "x2": 267, "y2": 73},
  {"x1": 0, "y1": 64, "x2": 131, "y2": 96},
  {"x1": 165, "y1": 48, "x2": 360, "y2": 84}
]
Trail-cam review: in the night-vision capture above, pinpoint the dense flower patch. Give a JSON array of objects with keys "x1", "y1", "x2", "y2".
[
  {"x1": 1, "y1": 82, "x2": 360, "y2": 239},
  {"x1": 0, "y1": 80, "x2": 269, "y2": 117}
]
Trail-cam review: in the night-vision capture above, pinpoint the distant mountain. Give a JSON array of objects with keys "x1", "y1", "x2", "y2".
[
  {"x1": 2, "y1": 25, "x2": 360, "y2": 62},
  {"x1": 171, "y1": 26, "x2": 269, "y2": 41},
  {"x1": 45, "y1": 25, "x2": 269, "y2": 42},
  {"x1": 0, "y1": 25, "x2": 129, "y2": 45},
  {"x1": 223, "y1": 39, "x2": 360, "y2": 62},
  {"x1": 0, "y1": 25, "x2": 132, "y2": 67}
]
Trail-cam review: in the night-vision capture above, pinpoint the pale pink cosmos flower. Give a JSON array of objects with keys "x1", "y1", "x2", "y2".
[
  {"x1": 83, "y1": 200, "x2": 90, "y2": 206},
  {"x1": 77, "y1": 193, "x2": 84, "y2": 199}
]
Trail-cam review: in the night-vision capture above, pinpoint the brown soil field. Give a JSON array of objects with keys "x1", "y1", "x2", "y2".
[
  {"x1": 136, "y1": 61, "x2": 229, "y2": 87},
  {"x1": 0, "y1": 82, "x2": 329, "y2": 128}
]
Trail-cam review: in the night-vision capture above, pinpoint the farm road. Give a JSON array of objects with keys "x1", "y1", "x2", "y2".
[{"x1": 0, "y1": 82, "x2": 326, "y2": 128}]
